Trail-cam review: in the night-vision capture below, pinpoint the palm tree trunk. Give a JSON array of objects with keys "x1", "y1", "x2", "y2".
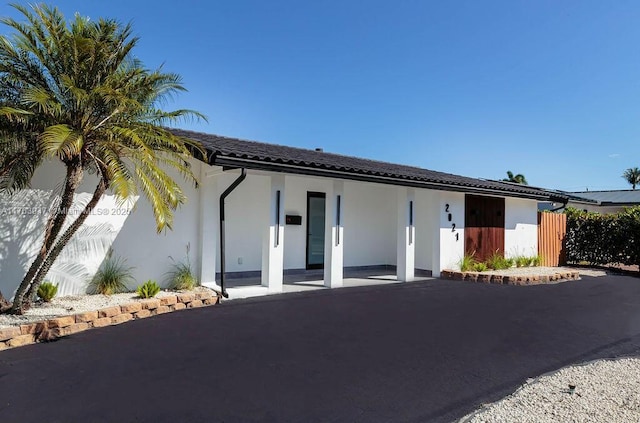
[
  {"x1": 23, "y1": 177, "x2": 109, "y2": 305},
  {"x1": 9, "y1": 162, "x2": 83, "y2": 314}
]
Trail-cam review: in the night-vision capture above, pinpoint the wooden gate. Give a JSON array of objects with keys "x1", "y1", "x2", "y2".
[
  {"x1": 465, "y1": 195, "x2": 505, "y2": 261},
  {"x1": 537, "y1": 212, "x2": 566, "y2": 266}
]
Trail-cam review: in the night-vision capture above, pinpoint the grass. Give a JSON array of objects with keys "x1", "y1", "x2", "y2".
[
  {"x1": 89, "y1": 254, "x2": 134, "y2": 295},
  {"x1": 486, "y1": 253, "x2": 514, "y2": 270},
  {"x1": 168, "y1": 244, "x2": 198, "y2": 290},
  {"x1": 459, "y1": 253, "x2": 477, "y2": 272}
]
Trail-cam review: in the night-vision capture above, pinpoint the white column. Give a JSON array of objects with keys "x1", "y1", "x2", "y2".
[
  {"x1": 397, "y1": 187, "x2": 415, "y2": 282},
  {"x1": 199, "y1": 166, "x2": 220, "y2": 289},
  {"x1": 261, "y1": 174, "x2": 285, "y2": 292},
  {"x1": 324, "y1": 180, "x2": 344, "y2": 288}
]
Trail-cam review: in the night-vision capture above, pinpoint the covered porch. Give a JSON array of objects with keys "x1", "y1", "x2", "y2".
[{"x1": 198, "y1": 167, "x2": 460, "y2": 299}]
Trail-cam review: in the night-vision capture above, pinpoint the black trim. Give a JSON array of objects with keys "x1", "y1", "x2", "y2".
[
  {"x1": 306, "y1": 192, "x2": 326, "y2": 270},
  {"x1": 336, "y1": 194, "x2": 341, "y2": 245},
  {"x1": 275, "y1": 190, "x2": 281, "y2": 246},
  {"x1": 219, "y1": 169, "x2": 247, "y2": 298},
  {"x1": 213, "y1": 156, "x2": 563, "y2": 202}
]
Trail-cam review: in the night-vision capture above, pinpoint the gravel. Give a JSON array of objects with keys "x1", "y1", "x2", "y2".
[
  {"x1": 460, "y1": 357, "x2": 640, "y2": 423},
  {"x1": 0, "y1": 286, "x2": 215, "y2": 328}
]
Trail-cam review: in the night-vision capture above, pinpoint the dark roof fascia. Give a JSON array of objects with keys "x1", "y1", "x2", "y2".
[{"x1": 212, "y1": 155, "x2": 559, "y2": 201}]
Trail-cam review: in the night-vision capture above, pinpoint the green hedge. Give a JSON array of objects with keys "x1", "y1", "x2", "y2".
[{"x1": 565, "y1": 206, "x2": 640, "y2": 266}]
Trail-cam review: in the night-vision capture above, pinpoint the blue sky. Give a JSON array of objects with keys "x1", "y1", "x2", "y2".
[{"x1": 2, "y1": 1, "x2": 640, "y2": 191}]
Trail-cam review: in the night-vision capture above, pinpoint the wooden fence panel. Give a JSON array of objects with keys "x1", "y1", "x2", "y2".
[{"x1": 537, "y1": 212, "x2": 567, "y2": 266}]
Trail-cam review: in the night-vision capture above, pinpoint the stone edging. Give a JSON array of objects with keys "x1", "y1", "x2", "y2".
[
  {"x1": 0, "y1": 291, "x2": 219, "y2": 351},
  {"x1": 440, "y1": 270, "x2": 581, "y2": 285}
]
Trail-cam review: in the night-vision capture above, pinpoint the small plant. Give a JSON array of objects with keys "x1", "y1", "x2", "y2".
[
  {"x1": 459, "y1": 253, "x2": 477, "y2": 272},
  {"x1": 89, "y1": 252, "x2": 134, "y2": 295},
  {"x1": 531, "y1": 255, "x2": 542, "y2": 266},
  {"x1": 137, "y1": 280, "x2": 161, "y2": 299},
  {"x1": 514, "y1": 256, "x2": 530, "y2": 268},
  {"x1": 486, "y1": 253, "x2": 513, "y2": 270},
  {"x1": 472, "y1": 262, "x2": 489, "y2": 272},
  {"x1": 37, "y1": 281, "x2": 58, "y2": 302},
  {"x1": 168, "y1": 243, "x2": 198, "y2": 290}
]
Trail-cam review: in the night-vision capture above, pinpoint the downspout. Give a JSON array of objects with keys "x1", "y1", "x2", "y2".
[
  {"x1": 550, "y1": 200, "x2": 568, "y2": 212},
  {"x1": 219, "y1": 168, "x2": 247, "y2": 298}
]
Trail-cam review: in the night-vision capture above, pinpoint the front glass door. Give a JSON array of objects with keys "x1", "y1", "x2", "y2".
[{"x1": 306, "y1": 193, "x2": 326, "y2": 269}]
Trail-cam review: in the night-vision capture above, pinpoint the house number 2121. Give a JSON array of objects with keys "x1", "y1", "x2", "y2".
[{"x1": 445, "y1": 204, "x2": 459, "y2": 241}]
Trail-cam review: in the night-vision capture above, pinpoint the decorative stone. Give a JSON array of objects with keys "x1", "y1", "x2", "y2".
[
  {"x1": 20, "y1": 323, "x2": 39, "y2": 335},
  {"x1": 111, "y1": 313, "x2": 133, "y2": 325},
  {"x1": 50, "y1": 323, "x2": 91, "y2": 338},
  {"x1": 160, "y1": 296, "x2": 177, "y2": 306},
  {"x1": 463, "y1": 273, "x2": 478, "y2": 282},
  {"x1": 134, "y1": 309, "x2": 152, "y2": 319},
  {"x1": 6, "y1": 334, "x2": 35, "y2": 347},
  {"x1": 490, "y1": 275, "x2": 504, "y2": 284},
  {"x1": 0, "y1": 327, "x2": 22, "y2": 342},
  {"x1": 98, "y1": 306, "x2": 121, "y2": 318},
  {"x1": 0, "y1": 341, "x2": 8, "y2": 351},
  {"x1": 177, "y1": 293, "x2": 195, "y2": 303},
  {"x1": 92, "y1": 317, "x2": 112, "y2": 328},
  {"x1": 155, "y1": 305, "x2": 171, "y2": 314},
  {"x1": 203, "y1": 297, "x2": 219, "y2": 305},
  {"x1": 140, "y1": 299, "x2": 160, "y2": 310},
  {"x1": 478, "y1": 274, "x2": 491, "y2": 283},
  {"x1": 172, "y1": 303, "x2": 186, "y2": 311},
  {"x1": 120, "y1": 303, "x2": 142, "y2": 314},
  {"x1": 187, "y1": 299, "x2": 203, "y2": 308},
  {"x1": 47, "y1": 316, "x2": 75, "y2": 328},
  {"x1": 195, "y1": 291, "x2": 212, "y2": 300},
  {"x1": 75, "y1": 311, "x2": 98, "y2": 323}
]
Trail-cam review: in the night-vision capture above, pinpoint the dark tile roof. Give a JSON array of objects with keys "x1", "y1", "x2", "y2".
[
  {"x1": 171, "y1": 128, "x2": 568, "y2": 201},
  {"x1": 569, "y1": 190, "x2": 640, "y2": 205}
]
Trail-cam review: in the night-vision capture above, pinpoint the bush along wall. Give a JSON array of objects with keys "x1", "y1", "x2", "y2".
[{"x1": 565, "y1": 206, "x2": 640, "y2": 266}]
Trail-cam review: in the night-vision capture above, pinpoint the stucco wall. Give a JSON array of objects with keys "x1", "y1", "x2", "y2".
[
  {"x1": 0, "y1": 159, "x2": 203, "y2": 298},
  {"x1": 504, "y1": 197, "x2": 538, "y2": 258},
  {"x1": 437, "y1": 191, "x2": 466, "y2": 273}
]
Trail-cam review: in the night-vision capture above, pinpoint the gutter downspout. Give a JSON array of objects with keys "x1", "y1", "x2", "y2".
[{"x1": 219, "y1": 168, "x2": 247, "y2": 298}]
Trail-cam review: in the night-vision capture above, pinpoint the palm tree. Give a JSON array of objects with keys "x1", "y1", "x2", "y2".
[
  {"x1": 503, "y1": 171, "x2": 528, "y2": 185},
  {"x1": 0, "y1": 4, "x2": 206, "y2": 314},
  {"x1": 622, "y1": 167, "x2": 640, "y2": 190}
]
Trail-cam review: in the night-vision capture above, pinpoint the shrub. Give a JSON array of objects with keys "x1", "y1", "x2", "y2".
[
  {"x1": 168, "y1": 243, "x2": 198, "y2": 290},
  {"x1": 90, "y1": 254, "x2": 134, "y2": 295},
  {"x1": 530, "y1": 255, "x2": 542, "y2": 267},
  {"x1": 514, "y1": 256, "x2": 531, "y2": 268},
  {"x1": 137, "y1": 280, "x2": 161, "y2": 299},
  {"x1": 472, "y1": 262, "x2": 489, "y2": 272},
  {"x1": 486, "y1": 253, "x2": 513, "y2": 270},
  {"x1": 37, "y1": 281, "x2": 58, "y2": 302},
  {"x1": 459, "y1": 253, "x2": 477, "y2": 272}
]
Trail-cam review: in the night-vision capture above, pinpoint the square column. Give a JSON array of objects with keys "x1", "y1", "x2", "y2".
[
  {"x1": 261, "y1": 174, "x2": 285, "y2": 292},
  {"x1": 199, "y1": 166, "x2": 220, "y2": 289},
  {"x1": 397, "y1": 187, "x2": 415, "y2": 282},
  {"x1": 324, "y1": 180, "x2": 344, "y2": 288}
]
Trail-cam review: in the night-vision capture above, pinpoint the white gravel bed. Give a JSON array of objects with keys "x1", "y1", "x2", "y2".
[
  {"x1": 460, "y1": 357, "x2": 640, "y2": 423},
  {"x1": 0, "y1": 286, "x2": 214, "y2": 328}
]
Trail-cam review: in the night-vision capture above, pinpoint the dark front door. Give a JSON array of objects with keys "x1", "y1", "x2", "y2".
[
  {"x1": 306, "y1": 192, "x2": 326, "y2": 269},
  {"x1": 465, "y1": 195, "x2": 505, "y2": 262}
]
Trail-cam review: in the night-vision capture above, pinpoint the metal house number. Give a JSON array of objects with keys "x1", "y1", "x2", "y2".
[{"x1": 445, "y1": 203, "x2": 459, "y2": 241}]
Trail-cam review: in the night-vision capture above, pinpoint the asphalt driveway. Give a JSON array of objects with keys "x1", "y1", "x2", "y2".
[{"x1": 1, "y1": 274, "x2": 640, "y2": 423}]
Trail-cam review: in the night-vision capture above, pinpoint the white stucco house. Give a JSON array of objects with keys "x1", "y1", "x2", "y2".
[{"x1": 0, "y1": 129, "x2": 568, "y2": 299}]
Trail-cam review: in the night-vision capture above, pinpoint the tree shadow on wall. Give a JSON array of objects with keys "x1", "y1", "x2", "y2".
[{"x1": 0, "y1": 190, "x2": 118, "y2": 299}]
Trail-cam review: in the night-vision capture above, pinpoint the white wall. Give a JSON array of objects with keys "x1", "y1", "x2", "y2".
[
  {"x1": 435, "y1": 191, "x2": 466, "y2": 274},
  {"x1": 504, "y1": 197, "x2": 538, "y2": 258},
  {"x1": 0, "y1": 159, "x2": 204, "y2": 298},
  {"x1": 566, "y1": 202, "x2": 624, "y2": 215},
  {"x1": 342, "y1": 181, "x2": 397, "y2": 267},
  {"x1": 414, "y1": 189, "x2": 438, "y2": 271}
]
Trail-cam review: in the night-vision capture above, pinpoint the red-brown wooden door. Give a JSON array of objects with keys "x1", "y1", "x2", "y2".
[{"x1": 465, "y1": 195, "x2": 505, "y2": 261}]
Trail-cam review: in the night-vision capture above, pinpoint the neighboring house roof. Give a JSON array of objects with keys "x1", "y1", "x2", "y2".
[
  {"x1": 568, "y1": 190, "x2": 640, "y2": 206},
  {"x1": 171, "y1": 128, "x2": 568, "y2": 202}
]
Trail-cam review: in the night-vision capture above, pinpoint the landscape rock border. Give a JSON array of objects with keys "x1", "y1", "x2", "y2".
[
  {"x1": 0, "y1": 291, "x2": 219, "y2": 351},
  {"x1": 441, "y1": 270, "x2": 581, "y2": 285}
]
